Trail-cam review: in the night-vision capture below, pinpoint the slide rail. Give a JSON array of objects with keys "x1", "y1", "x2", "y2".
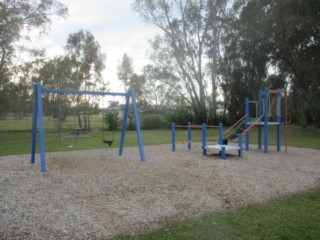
[
  {"x1": 224, "y1": 114, "x2": 248, "y2": 136},
  {"x1": 241, "y1": 115, "x2": 264, "y2": 135}
]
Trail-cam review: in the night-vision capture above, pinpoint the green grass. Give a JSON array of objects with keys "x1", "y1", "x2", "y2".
[
  {"x1": 0, "y1": 116, "x2": 319, "y2": 156},
  {"x1": 111, "y1": 189, "x2": 320, "y2": 240},
  {"x1": 244, "y1": 124, "x2": 320, "y2": 149}
]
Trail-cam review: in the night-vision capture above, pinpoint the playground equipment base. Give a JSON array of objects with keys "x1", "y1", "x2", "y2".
[{"x1": 205, "y1": 144, "x2": 242, "y2": 160}]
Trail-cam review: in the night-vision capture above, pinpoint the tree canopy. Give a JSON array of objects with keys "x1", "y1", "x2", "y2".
[
  {"x1": 132, "y1": 0, "x2": 232, "y2": 123},
  {"x1": 1, "y1": 0, "x2": 319, "y2": 128},
  {"x1": 231, "y1": 0, "x2": 320, "y2": 127},
  {"x1": 132, "y1": 0, "x2": 320, "y2": 127},
  {"x1": 0, "y1": 0, "x2": 68, "y2": 86}
]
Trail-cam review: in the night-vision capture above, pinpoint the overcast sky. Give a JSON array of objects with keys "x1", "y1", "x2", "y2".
[{"x1": 31, "y1": 0, "x2": 159, "y2": 92}]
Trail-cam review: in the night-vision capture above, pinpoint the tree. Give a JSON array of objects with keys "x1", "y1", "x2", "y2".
[
  {"x1": 132, "y1": 0, "x2": 231, "y2": 123},
  {"x1": 39, "y1": 56, "x2": 74, "y2": 90},
  {"x1": 117, "y1": 54, "x2": 133, "y2": 129},
  {"x1": 117, "y1": 53, "x2": 134, "y2": 92},
  {"x1": 264, "y1": 0, "x2": 320, "y2": 128},
  {"x1": 204, "y1": 0, "x2": 230, "y2": 121},
  {"x1": 142, "y1": 64, "x2": 180, "y2": 112},
  {"x1": 65, "y1": 30, "x2": 106, "y2": 90},
  {"x1": 218, "y1": 0, "x2": 270, "y2": 121},
  {"x1": 37, "y1": 56, "x2": 74, "y2": 120},
  {"x1": 104, "y1": 110, "x2": 120, "y2": 131},
  {"x1": 0, "y1": 0, "x2": 68, "y2": 86},
  {"x1": 230, "y1": 0, "x2": 320, "y2": 128},
  {"x1": 0, "y1": 81, "x2": 31, "y2": 119},
  {"x1": 129, "y1": 73, "x2": 146, "y2": 105},
  {"x1": 64, "y1": 30, "x2": 107, "y2": 130},
  {"x1": 0, "y1": 56, "x2": 45, "y2": 118}
]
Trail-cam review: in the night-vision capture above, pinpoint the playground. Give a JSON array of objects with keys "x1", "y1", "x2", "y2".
[
  {"x1": 1, "y1": 84, "x2": 320, "y2": 239},
  {"x1": 1, "y1": 144, "x2": 320, "y2": 239}
]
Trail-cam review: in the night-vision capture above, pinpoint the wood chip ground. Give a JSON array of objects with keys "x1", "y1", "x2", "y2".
[{"x1": 1, "y1": 144, "x2": 320, "y2": 239}]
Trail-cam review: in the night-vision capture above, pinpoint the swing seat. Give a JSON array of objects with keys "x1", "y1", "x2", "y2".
[{"x1": 102, "y1": 139, "x2": 113, "y2": 146}]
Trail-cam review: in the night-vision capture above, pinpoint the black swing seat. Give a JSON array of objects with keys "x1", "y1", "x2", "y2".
[{"x1": 102, "y1": 139, "x2": 113, "y2": 146}]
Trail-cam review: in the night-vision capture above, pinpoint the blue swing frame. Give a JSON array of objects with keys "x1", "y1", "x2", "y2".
[{"x1": 31, "y1": 82, "x2": 145, "y2": 172}]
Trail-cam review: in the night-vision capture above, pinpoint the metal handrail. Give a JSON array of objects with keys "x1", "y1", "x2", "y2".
[
  {"x1": 224, "y1": 114, "x2": 248, "y2": 136},
  {"x1": 241, "y1": 115, "x2": 264, "y2": 135}
]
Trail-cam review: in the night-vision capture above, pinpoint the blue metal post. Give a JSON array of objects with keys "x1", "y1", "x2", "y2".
[
  {"x1": 35, "y1": 83, "x2": 46, "y2": 172},
  {"x1": 258, "y1": 90, "x2": 263, "y2": 150},
  {"x1": 31, "y1": 84, "x2": 38, "y2": 164},
  {"x1": 219, "y1": 123, "x2": 223, "y2": 145},
  {"x1": 202, "y1": 123, "x2": 207, "y2": 156},
  {"x1": 187, "y1": 121, "x2": 192, "y2": 150},
  {"x1": 221, "y1": 146, "x2": 226, "y2": 160},
  {"x1": 238, "y1": 134, "x2": 243, "y2": 158},
  {"x1": 245, "y1": 97, "x2": 249, "y2": 151},
  {"x1": 119, "y1": 93, "x2": 130, "y2": 157},
  {"x1": 172, "y1": 122, "x2": 176, "y2": 152},
  {"x1": 277, "y1": 90, "x2": 282, "y2": 151},
  {"x1": 129, "y1": 88, "x2": 145, "y2": 162},
  {"x1": 264, "y1": 87, "x2": 269, "y2": 153}
]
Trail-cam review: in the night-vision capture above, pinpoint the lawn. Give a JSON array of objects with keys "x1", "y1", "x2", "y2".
[
  {"x1": 0, "y1": 115, "x2": 319, "y2": 156},
  {"x1": 111, "y1": 189, "x2": 320, "y2": 240}
]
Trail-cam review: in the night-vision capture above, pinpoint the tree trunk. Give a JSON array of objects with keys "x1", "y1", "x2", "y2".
[
  {"x1": 313, "y1": 114, "x2": 320, "y2": 129},
  {"x1": 211, "y1": 42, "x2": 218, "y2": 121},
  {"x1": 77, "y1": 112, "x2": 82, "y2": 128},
  {"x1": 83, "y1": 112, "x2": 87, "y2": 130},
  {"x1": 301, "y1": 110, "x2": 307, "y2": 128},
  {"x1": 211, "y1": 67, "x2": 217, "y2": 120},
  {"x1": 87, "y1": 113, "x2": 91, "y2": 131},
  {"x1": 128, "y1": 113, "x2": 134, "y2": 130}
]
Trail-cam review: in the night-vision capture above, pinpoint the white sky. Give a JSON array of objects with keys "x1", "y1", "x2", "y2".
[{"x1": 30, "y1": 0, "x2": 160, "y2": 92}]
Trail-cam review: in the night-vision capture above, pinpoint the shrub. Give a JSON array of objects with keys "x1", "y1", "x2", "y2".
[
  {"x1": 165, "y1": 105, "x2": 194, "y2": 126},
  {"x1": 215, "y1": 113, "x2": 231, "y2": 126},
  {"x1": 141, "y1": 114, "x2": 166, "y2": 129},
  {"x1": 104, "y1": 111, "x2": 120, "y2": 130}
]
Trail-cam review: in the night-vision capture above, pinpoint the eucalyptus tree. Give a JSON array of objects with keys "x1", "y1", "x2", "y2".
[
  {"x1": 65, "y1": 30, "x2": 106, "y2": 91},
  {"x1": 263, "y1": 0, "x2": 320, "y2": 128},
  {"x1": 4, "y1": 82, "x2": 31, "y2": 119},
  {"x1": 142, "y1": 64, "x2": 180, "y2": 112},
  {"x1": 230, "y1": 0, "x2": 320, "y2": 128},
  {"x1": 117, "y1": 54, "x2": 136, "y2": 129},
  {"x1": 132, "y1": 0, "x2": 231, "y2": 123},
  {"x1": 0, "y1": 0, "x2": 68, "y2": 86},
  {"x1": 117, "y1": 53, "x2": 134, "y2": 92},
  {"x1": 129, "y1": 73, "x2": 146, "y2": 105},
  {"x1": 64, "y1": 30, "x2": 106, "y2": 130},
  {"x1": 218, "y1": 0, "x2": 271, "y2": 120},
  {"x1": 38, "y1": 56, "x2": 74, "y2": 120}
]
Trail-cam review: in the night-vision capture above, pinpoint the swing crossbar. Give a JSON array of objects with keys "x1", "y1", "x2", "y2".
[{"x1": 42, "y1": 88, "x2": 128, "y2": 97}]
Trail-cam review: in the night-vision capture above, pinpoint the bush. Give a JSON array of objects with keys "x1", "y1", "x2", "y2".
[
  {"x1": 104, "y1": 111, "x2": 120, "y2": 130},
  {"x1": 215, "y1": 113, "x2": 232, "y2": 126},
  {"x1": 140, "y1": 114, "x2": 166, "y2": 129},
  {"x1": 165, "y1": 105, "x2": 194, "y2": 126}
]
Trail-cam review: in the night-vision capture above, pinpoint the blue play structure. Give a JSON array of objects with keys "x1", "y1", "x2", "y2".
[
  {"x1": 225, "y1": 87, "x2": 286, "y2": 153},
  {"x1": 171, "y1": 122, "x2": 242, "y2": 160},
  {"x1": 172, "y1": 88, "x2": 288, "y2": 159},
  {"x1": 31, "y1": 82, "x2": 145, "y2": 172}
]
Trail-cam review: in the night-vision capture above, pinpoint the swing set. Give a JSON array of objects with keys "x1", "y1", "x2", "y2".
[{"x1": 31, "y1": 82, "x2": 145, "y2": 172}]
